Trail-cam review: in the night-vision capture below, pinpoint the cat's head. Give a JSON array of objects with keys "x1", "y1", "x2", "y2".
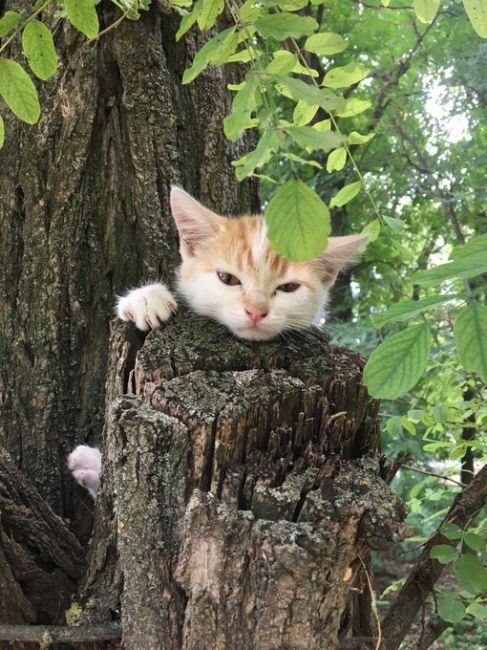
[{"x1": 171, "y1": 187, "x2": 367, "y2": 341}]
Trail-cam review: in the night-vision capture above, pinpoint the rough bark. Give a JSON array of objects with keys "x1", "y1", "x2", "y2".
[
  {"x1": 0, "y1": 0, "x2": 256, "y2": 519},
  {"x1": 75, "y1": 312, "x2": 406, "y2": 650},
  {"x1": 0, "y1": 448, "x2": 85, "y2": 634}
]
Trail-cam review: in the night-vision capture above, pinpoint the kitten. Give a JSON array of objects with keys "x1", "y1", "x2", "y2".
[
  {"x1": 69, "y1": 186, "x2": 368, "y2": 495},
  {"x1": 117, "y1": 187, "x2": 368, "y2": 341}
]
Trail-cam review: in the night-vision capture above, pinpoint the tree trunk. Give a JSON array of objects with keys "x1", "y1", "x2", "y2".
[
  {"x1": 0, "y1": 2, "x2": 405, "y2": 646},
  {"x1": 0, "y1": 0, "x2": 256, "y2": 520},
  {"x1": 74, "y1": 313, "x2": 405, "y2": 650}
]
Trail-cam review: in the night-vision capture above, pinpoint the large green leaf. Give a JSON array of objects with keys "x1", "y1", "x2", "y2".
[
  {"x1": 336, "y1": 98, "x2": 371, "y2": 118},
  {"x1": 372, "y1": 295, "x2": 456, "y2": 328},
  {"x1": 286, "y1": 126, "x2": 344, "y2": 152},
  {"x1": 453, "y1": 301, "x2": 487, "y2": 382},
  {"x1": 0, "y1": 114, "x2": 4, "y2": 148},
  {"x1": 232, "y1": 128, "x2": 279, "y2": 180},
  {"x1": 22, "y1": 20, "x2": 58, "y2": 81},
  {"x1": 304, "y1": 32, "x2": 347, "y2": 55},
  {"x1": 438, "y1": 594, "x2": 466, "y2": 624},
  {"x1": 330, "y1": 181, "x2": 362, "y2": 207},
  {"x1": 430, "y1": 545, "x2": 458, "y2": 564},
  {"x1": 413, "y1": 0, "x2": 440, "y2": 23},
  {"x1": 197, "y1": 0, "x2": 224, "y2": 29},
  {"x1": 0, "y1": 58, "x2": 40, "y2": 124},
  {"x1": 0, "y1": 10, "x2": 21, "y2": 37},
  {"x1": 276, "y1": 75, "x2": 345, "y2": 112},
  {"x1": 266, "y1": 50, "x2": 297, "y2": 74},
  {"x1": 265, "y1": 179, "x2": 331, "y2": 261},
  {"x1": 224, "y1": 73, "x2": 259, "y2": 142},
  {"x1": 322, "y1": 63, "x2": 368, "y2": 88},
  {"x1": 183, "y1": 28, "x2": 235, "y2": 84},
  {"x1": 64, "y1": 0, "x2": 99, "y2": 39},
  {"x1": 454, "y1": 554, "x2": 487, "y2": 595},
  {"x1": 363, "y1": 323, "x2": 432, "y2": 399},
  {"x1": 463, "y1": 0, "x2": 487, "y2": 37},
  {"x1": 450, "y1": 234, "x2": 487, "y2": 260},
  {"x1": 411, "y1": 258, "x2": 487, "y2": 286},
  {"x1": 255, "y1": 13, "x2": 317, "y2": 40}
]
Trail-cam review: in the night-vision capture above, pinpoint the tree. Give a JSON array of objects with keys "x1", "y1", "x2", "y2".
[{"x1": 1, "y1": 1, "x2": 486, "y2": 648}]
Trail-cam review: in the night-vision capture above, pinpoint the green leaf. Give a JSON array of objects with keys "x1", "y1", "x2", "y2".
[
  {"x1": 371, "y1": 295, "x2": 454, "y2": 328},
  {"x1": 466, "y1": 603, "x2": 487, "y2": 620},
  {"x1": 286, "y1": 126, "x2": 344, "y2": 152},
  {"x1": 183, "y1": 28, "x2": 235, "y2": 84},
  {"x1": 326, "y1": 147, "x2": 346, "y2": 172},
  {"x1": 363, "y1": 323, "x2": 432, "y2": 399},
  {"x1": 22, "y1": 20, "x2": 58, "y2": 81},
  {"x1": 464, "y1": 532, "x2": 485, "y2": 552},
  {"x1": 276, "y1": 75, "x2": 345, "y2": 112},
  {"x1": 322, "y1": 63, "x2": 369, "y2": 89},
  {"x1": 176, "y1": 10, "x2": 199, "y2": 40},
  {"x1": 0, "y1": 114, "x2": 4, "y2": 149},
  {"x1": 463, "y1": 1, "x2": 487, "y2": 37},
  {"x1": 232, "y1": 128, "x2": 279, "y2": 181},
  {"x1": 450, "y1": 234, "x2": 487, "y2": 260},
  {"x1": 292, "y1": 100, "x2": 319, "y2": 126},
  {"x1": 0, "y1": 10, "x2": 21, "y2": 38},
  {"x1": 382, "y1": 0, "x2": 391, "y2": 6},
  {"x1": 362, "y1": 219, "x2": 381, "y2": 241},
  {"x1": 265, "y1": 179, "x2": 331, "y2": 261},
  {"x1": 383, "y1": 215, "x2": 404, "y2": 230},
  {"x1": 282, "y1": 152, "x2": 322, "y2": 169},
  {"x1": 64, "y1": 0, "x2": 99, "y2": 39},
  {"x1": 197, "y1": 0, "x2": 224, "y2": 29},
  {"x1": 330, "y1": 181, "x2": 362, "y2": 207},
  {"x1": 413, "y1": 0, "x2": 441, "y2": 23},
  {"x1": 304, "y1": 32, "x2": 347, "y2": 56},
  {"x1": 224, "y1": 73, "x2": 259, "y2": 142},
  {"x1": 266, "y1": 50, "x2": 297, "y2": 74},
  {"x1": 255, "y1": 13, "x2": 317, "y2": 40},
  {"x1": 0, "y1": 58, "x2": 40, "y2": 124},
  {"x1": 336, "y1": 98, "x2": 371, "y2": 118},
  {"x1": 430, "y1": 545, "x2": 458, "y2": 564},
  {"x1": 454, "y1": 554, "x2": 487, "y2": 595},
  {"x1": 411, "y1": 258, "x2": 487, "y2": 286},
  {"x1": 438, "y1": 594, "x2": 466, "y2": 624},
  {"x1": 348, "y1": 131, "x2": 375, "y2": 145},
  {"x1": 454, "y1": 302, "x2": 487, "y2": 382},
  {"x1": 440, "y1": 523, "x2": 463, "y2": 540}
]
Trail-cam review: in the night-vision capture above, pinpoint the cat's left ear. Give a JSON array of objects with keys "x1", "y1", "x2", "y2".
[
  {"x1": 316, "y1": 234, "x2": 369, "y2": 285},
  {"x1": 170, "y1": 186, "x2": 223, "y2": 258}
]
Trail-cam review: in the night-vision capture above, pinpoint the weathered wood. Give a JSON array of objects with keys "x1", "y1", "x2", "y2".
[
  {"x1": 78, "y1": 312, "x2": 406, "y2": 650},
  {"x1": 0, "y1": 448, "x2": 85, "y2": 629}
]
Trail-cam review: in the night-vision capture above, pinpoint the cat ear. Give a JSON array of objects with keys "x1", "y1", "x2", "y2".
[
  {"x1": 317, "y1": 234, "x2": 369, "y2": 285},
  {"x1": 170, "y1": 186, "x2": 223, "y2": 258}
]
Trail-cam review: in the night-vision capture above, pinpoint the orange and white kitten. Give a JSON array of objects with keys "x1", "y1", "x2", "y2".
[
  {"x1": 69, "y1": 186, "x2": 367, "y2": 497},
  {"x1": 117, "y1": 186, "x2": 367, "y2": 341}
]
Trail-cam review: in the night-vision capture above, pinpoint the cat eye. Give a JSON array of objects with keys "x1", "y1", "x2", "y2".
[
  {"x1": 277, "y1": 282, "x2": 300, "y2": 293},
  {"x1": 217, "y1": 271, "x2": 241, "y2": 286}
]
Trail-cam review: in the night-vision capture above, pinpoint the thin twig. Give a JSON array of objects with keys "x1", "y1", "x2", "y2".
[
  {"x1": 393, "y1": 461, "x2": 465, "y2": 488},
  {"x1": 0, "y1": 622, "x2": 121, "y2": 643},
  {"x1": 358, "y1": 556, "x2": 382, "y2": 650}
]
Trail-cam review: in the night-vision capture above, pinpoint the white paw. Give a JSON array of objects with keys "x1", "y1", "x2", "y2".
[
  {"x1": 116, "y1": 282, "x2": 177, "y2": 331},
  {"x1": 68, "y1": 445, "x2": 102, "y2": 499}
]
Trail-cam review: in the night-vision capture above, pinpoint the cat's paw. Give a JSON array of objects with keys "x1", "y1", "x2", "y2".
[
  {"x1": 68, "y1": 445, "x2": 101, "y2": 499},
  {"x1": 116, "y1": 282, "x2": 177, "y2": 331}
]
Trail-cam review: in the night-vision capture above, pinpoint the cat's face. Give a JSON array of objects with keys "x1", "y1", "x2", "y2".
[{"x1": 171, "y1": 188, "x2": 367, "y2": 341}]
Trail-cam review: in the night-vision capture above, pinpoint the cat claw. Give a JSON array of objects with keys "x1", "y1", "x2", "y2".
[{"x1": 116, "y1": 283, "x2": 177, "y2": 331}]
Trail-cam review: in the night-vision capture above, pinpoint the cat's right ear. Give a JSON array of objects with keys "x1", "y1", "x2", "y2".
[{"x1": 170, "y1": 186, "x2": 222, "y2": 258}]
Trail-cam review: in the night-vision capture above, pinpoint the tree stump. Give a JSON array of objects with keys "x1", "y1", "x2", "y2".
[{"x1": 80, "y1": 311, "x2": 406, "y2": 650}]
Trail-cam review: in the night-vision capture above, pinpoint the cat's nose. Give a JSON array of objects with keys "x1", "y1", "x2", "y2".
[{"x1": 245, "y1": 307, "x2": 268, "y2": 324}]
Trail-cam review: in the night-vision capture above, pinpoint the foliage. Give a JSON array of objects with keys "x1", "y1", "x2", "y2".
[{"x1": 1, "y1": 0, "x2": 486, "y2": 645}]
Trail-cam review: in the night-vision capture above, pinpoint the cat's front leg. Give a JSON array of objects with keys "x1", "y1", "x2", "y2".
[{"x1": 116, "y1": 282, "x2": 177, "y2": 331}]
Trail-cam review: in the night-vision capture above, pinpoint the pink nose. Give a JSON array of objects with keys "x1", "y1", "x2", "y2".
[{"x1": 245, "y1": 307, "x2": 268, "y2": 325}]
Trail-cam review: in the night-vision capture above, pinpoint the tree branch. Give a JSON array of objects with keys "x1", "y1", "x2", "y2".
[
  {"x1": 0, "y1": 622, "x2": 121, "y2": 643},
  {"x1": 381, "y1": 464, "x2": 487, "y2": 650}
]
